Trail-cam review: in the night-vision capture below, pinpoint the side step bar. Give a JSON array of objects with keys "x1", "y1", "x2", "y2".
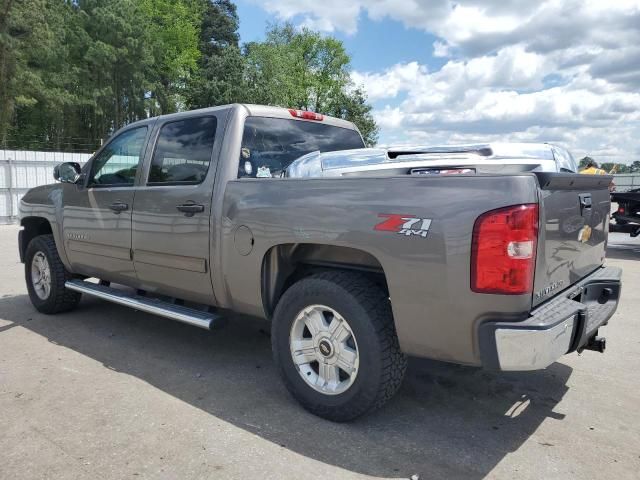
[{"x1": 65, "y1": 279, "x2": 220, "y2": 330}]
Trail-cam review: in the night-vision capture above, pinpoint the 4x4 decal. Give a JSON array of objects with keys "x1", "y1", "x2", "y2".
[{"x1": 374, "y1": 214, "x2": 432, "y2": 238}]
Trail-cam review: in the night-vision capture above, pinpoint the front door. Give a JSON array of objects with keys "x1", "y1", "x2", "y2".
[
  {"x1": 131, "y1": 113, "x2": 223, "y2": 304},
  {"x1": 63, "y1": 125, "x2": 150, "y2": 283}
]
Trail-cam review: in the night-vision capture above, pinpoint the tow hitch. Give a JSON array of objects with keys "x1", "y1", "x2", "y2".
[{"x1": 583, "y1": 335, "x2": 607, "y2": 353}]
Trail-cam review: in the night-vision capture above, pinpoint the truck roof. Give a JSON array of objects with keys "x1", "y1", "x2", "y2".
[{"x1": 124, "y1": 104, "x2": 359, "y2": 132}]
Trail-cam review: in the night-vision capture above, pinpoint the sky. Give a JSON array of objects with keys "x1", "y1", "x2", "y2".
[{"x1": 236, "y1": 0, "x2": 640, "y2": 164}]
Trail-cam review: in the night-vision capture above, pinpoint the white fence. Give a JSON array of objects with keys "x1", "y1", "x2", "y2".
[
  {"x1": 613, "y1": 174, "x2": 640, "y2": 192},
  {"x1": 0, "y1": 150, "x2": 92, "y2": 224},
  {"x1": 2, "y1": 149, "x2": 640, "y2": 224}
]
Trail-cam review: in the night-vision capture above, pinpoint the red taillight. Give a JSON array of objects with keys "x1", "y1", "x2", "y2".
[
  {"x1": 288, "y1": 109, "x2": 324, "y2": 121},
  {"x1": 471, "y1": 204, "x2": 539, "y2": 295},
  {"x1": 618, "y1": 206, "x2": 625, "y2": 214}
]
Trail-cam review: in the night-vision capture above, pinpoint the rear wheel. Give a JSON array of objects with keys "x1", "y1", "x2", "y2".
[
  {"x1": 271, "y1": 271, "x2": 407, "y2": 421},
  {"x1": 25, "y1": 235, "x2": 81, "y2": 314}
]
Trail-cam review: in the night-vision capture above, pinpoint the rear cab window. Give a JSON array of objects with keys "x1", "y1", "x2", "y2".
[
  {"x1": 148, "y1": 116, "x2": 217, "y2": 185},
  {"x1": 238, "y1": 117, "x2": 364, "y2": 178}
]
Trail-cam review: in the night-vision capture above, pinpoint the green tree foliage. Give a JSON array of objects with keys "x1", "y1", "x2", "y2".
[
  {"x1": 578, "y1": 156, "x2": 594, "y2": 169},
  {"x1": 140, "y1": 0, "x2": 203, "y2": 114},
  {"x1": 185, "y1": 0, "x2": 245, "y2": 108},
  {"x1": 243, "y1": 24, "x2": 379, "y2": 145},
  {"x1": 0, "y1": 0, "x2": 72, "y2": 148},
  {"x1": 2, "y1": 0, "x2": 202, "y2": 150},
  {"x1": 1, "y1": 3, "x2": 379, "y2": 151},
  {"x1": 579, "y1": 158, "x2": 635, "y2": 174}
]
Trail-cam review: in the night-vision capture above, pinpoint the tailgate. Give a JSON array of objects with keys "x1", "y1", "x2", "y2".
[{"x1": 532, "y1": 173, "x2": 612, "y2": 307}]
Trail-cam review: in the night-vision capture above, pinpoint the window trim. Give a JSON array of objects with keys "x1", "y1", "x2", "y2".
[
  {"x1": 86, "y1": 126, "x2": 149, "y2": 189},
  {"x1": 146, "y1": 115, "x2": 218, "y2": 187}
]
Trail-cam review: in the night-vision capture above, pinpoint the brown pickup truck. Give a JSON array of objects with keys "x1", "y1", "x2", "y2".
[{"x1": 18, "y1": 104, "x2": 621, "y2": 421}]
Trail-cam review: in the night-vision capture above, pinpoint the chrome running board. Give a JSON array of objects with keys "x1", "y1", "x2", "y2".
[{"x1": 65, "y1": 279, "x2": 220, "y2": 330}]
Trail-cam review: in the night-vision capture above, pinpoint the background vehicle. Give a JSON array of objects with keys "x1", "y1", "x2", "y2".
[
  {"x1": 611, "y1": 188, "x2": 640, "y2": 237},
  {"x1": 18, "y1": 104, "x2": 621, "y2": 421},
  {"x1": 286, "y1": 142, "x2": 578, "y2": 178}
]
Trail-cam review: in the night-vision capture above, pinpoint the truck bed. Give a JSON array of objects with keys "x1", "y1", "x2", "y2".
[{"x1": 219, "y1": 172, "x2": 613, "y2": 366}]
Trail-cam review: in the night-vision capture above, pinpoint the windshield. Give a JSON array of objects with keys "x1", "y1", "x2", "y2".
[{"x1": 238, "y1": 116, "x2": 364, "y2": 178}]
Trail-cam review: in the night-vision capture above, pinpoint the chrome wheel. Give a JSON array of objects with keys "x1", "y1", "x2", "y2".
[
  {"x1": 31, "y1": 251, "x2": 51, "y2": 300},
  {"x1": 289, "y1": 305, "x2": 359, "y2": 395}
]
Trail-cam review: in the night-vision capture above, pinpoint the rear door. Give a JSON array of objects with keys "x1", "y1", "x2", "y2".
[
  {"x1": 532, "y1": 173, "x2": 613, "y2": 306},
  {"x1": 131, "y1": 112, "x2": 226, "y2": 304}
]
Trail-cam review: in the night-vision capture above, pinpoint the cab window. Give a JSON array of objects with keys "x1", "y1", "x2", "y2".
[
  {"x1": 88, "y1": 127, "x2": 148, "y2": 187},
  {"x1": 238, "y1": 117, "x2": 364, "y2": 178},
  {"x1": 148, "y1": 116, "x2": 217, "y2": 185}
]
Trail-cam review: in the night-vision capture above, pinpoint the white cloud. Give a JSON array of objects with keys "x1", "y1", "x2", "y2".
[
  {"x1": 260, "y1": 0, "x2": 362, "y2": 34},
  {"x1": 432, "y1": 41, "x2": 449, "y2": 58},
  {"x1": 256, "y1": 0, "x2": 640, "y2": 163},
  {"x1": 258, "y1": 0, "x2": 640, "y2": 57},
  {"x1": 351, "y1": 62, "x2": 429, "y2": 101},
  {"x1": 354, "y1": 54, "x2": 640, "y2": 162}
]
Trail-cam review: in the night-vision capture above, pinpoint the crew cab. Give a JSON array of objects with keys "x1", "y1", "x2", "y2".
[{"x1": 18, "y1": 104, "x2": 622, "y2": 421}]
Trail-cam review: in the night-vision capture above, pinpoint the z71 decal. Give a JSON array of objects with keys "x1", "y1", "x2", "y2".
[{"x1": 374, "y1": 214, "x2": 432, "y2": 238}]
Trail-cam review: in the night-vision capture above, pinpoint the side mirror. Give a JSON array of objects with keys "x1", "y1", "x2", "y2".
[{"x1": 54, "y1": 162, "x2": 82, "y2": 184}]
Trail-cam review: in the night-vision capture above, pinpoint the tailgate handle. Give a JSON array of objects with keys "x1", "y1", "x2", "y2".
[{"x1": 579, "y1": 194, "x2": 592, "y2": 212}]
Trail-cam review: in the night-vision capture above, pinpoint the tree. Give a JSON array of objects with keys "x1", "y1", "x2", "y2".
[
  {"x1": 2, "y1": 6, "x2": 380, "y2": 150},
  {"x1": 2, "y1": 0, "x2": 204, "y2": 151},
  {"x1": 630, "y1": 161, "x2": 640, "y2": 173},
  {"x1": 185, "y1": 0, "x2": 245, "y2": 108},
  {"x1": 0, "y1": 0, "x2": 71, "y2": 148},
  {"x1": 578, "y1": 156, "x2": 594, "y2": 169},
  {"x1": 243, "y1": 23, "x2": 378, "y2": 145},
  {"x1": 326, "y1": 86, "x2": 378, "y2": 146},
  {"x1": 140, "y1": 0, "x2": 203, "y2": 114}
]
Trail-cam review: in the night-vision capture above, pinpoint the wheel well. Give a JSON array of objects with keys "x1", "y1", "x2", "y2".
[
  {"x1": 261, "y1": 244, "x2": 388, "y2": 317},
  {"x1": 20, "y1": 217, "x2": 53, "y2": 262}
]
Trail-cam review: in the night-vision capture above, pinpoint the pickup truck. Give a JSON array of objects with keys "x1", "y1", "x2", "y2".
[
  {"x1": 18, "y1": 104, "x2": 622, "y2": 421},
  {"x1": 286, "y1": 142, "x2": 579, "y2": 178}
]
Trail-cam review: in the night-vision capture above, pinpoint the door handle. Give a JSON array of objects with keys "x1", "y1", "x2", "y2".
[
  {"x1": 109, "y1": 202, "x2": 129, "y2": 213},
  {"x1": 176, "y1": 204, "x2": 205, "y2": 217}
]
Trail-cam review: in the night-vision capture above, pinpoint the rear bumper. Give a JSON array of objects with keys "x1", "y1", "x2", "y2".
[{"x1": 479, "y1": 266, "x2": 622, "y2": 371}]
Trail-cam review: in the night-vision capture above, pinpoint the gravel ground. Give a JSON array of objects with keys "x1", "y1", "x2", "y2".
[{"x1": 0, "y1": 224, "x2": 638, "y2": 480}]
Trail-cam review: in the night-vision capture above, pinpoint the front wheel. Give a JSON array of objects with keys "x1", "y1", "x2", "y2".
[
  {"x1": 25, "y1": 234, "x2": 81, "y2": 314},
  {"x1": 271, "y1": 271, "x2": 407, "y2": 421}
]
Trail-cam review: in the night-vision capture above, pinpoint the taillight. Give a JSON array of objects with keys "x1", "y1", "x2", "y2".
[
  {"x1": 288, "y1": 109, "x2": 324, "y2": 121},
  {"x1": 617, "y1": 205, "x2": 625, "y2": 214},
  {"x1": 471, "y1": 204, "x2": 539, "y2": 295}
]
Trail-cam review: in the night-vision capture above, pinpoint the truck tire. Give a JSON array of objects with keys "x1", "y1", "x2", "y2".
[
  {"x1": 25, "y1": 234, "x2": 81, "y2": 314},
  {"x1": 271, "y1": 271, "x2": 407, "y2": 421}
]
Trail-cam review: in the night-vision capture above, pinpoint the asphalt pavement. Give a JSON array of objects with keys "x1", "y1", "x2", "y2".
[{"x1": 1, "y1": 225, "x2": 638, "y2": 480}]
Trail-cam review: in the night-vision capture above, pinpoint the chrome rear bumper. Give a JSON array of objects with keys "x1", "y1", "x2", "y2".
[{"x1": 479, "y1": 266, "x2": 622, "y2": 371}]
